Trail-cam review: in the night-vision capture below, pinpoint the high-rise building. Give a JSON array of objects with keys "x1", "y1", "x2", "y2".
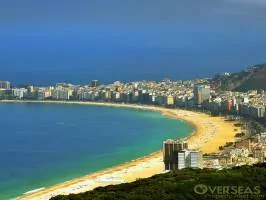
[
  {"x1": 194, "y1": 85, "x2": 210, "y2": 105},
  {"x1": 90, "y1": 80, "x2": 100, "y2": 87},
  {"x1": 167, "y1": 95, "x2": 175, "y2": 106},
  {"x1": 187, "y1": 151, "x2": 201, "y2": 168},
  {"x1": 177, "y1": 151, "x2": 186, "y2": 169},
  {"x1": 104, "y1": 88, "x2": 112, "y2": 100},
  {"x1": 0, "y1": 81, "x2": 11, "y2": 89},
  {"x1": 163, "y1": 139, "x2": 200, "y2": 170}
]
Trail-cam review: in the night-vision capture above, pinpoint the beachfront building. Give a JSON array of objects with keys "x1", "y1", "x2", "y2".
[
  {"x1": 78, "y1": 89, "x2": 96, "y2": 101},
  {"x1": 27, "y1": 85, "x2": 35, "y2": 93},
  {"x1": 12, "y1": 88, "x2": 28, "y2": 99},
  {"x1": 37, "y1": 88, "x2": 46, "y2": 100},
  {"x1": 104, "y1": 88, "x2": 112, "y2": 101},
  {"x1": 167, "y1": 95, "x2": 175, "y2": 106},
  {"x1": 194, "y1": 85, "x2": 210, "y2": 106},
  {"x1": 0, "y1": 80, "x2": 11, "y2": 90},
  {"x1": 52, "y1": 86, "x2": 72, "y2": 100},
  {"x1": 37, "y1": 87, "x2": 52, "y2": 100},
  {"x1": 163, "y1": 139, "x2": 201, "y2": 170},
  {"x1": 113, "y1": 92, "x2": 122, "y2": 102}
]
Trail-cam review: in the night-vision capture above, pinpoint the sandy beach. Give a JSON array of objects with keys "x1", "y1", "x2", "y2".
[{"x1": 1, "y1": 100, "x2": 239, "y2": 200}]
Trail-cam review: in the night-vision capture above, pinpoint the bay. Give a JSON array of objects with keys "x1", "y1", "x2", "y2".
[{"x1": 0, "y1": 103, "x2": 193, "y2": 199}]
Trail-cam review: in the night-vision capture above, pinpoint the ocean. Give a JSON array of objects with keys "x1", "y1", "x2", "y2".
[
  {"x1": 1, "y1": 1, "x2": 266, "y2": 85},
  {"x1": 0, "y1": 103, "x2": 194, "y2": 199}
]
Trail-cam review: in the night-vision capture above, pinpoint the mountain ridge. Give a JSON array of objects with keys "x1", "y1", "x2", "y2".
[{"x1": 214, "y1": 63, "x2": 266, "y2": 92}]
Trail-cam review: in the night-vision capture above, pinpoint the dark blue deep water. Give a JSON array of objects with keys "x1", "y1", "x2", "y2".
[
  {"x1": 0, "y1": 103, "x2": 193, "y2": 199},
  {"x1": 1, "y1": 1, "x2": 266, "y2": 85}
]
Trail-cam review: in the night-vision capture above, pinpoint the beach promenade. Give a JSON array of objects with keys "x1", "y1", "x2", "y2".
[{"x1": 1, "y1": 100, "x2": 239, "y2": 200}]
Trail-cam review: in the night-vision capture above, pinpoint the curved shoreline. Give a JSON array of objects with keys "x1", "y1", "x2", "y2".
[{"x1": 0, "y1": 100, "x2": 239, "y2": 200}]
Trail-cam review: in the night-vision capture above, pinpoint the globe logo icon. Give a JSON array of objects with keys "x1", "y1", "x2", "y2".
[{"x1": 194, "y1": 184, "x2": 208, "y2": 195}]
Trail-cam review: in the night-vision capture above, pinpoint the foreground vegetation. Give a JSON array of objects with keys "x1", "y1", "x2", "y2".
[{"x1": 51, "y1": 163, "x2": 266, "y2": 200}]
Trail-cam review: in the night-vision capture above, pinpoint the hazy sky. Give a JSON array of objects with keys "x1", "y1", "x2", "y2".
[
  {"x1": 0, "y1": 0, "x2": 265, "y2": 24},
  {"x1": 1, "y1": 0, "x2": 266, "y2": 84}
]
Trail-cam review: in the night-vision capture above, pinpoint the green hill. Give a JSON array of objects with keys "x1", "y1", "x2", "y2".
[
  {"x1": 215, "y1": 63, "x2": 266, "y2": 92},
  {"x1": 51, "y1": 164, "x2": 266, "y2": 200}
]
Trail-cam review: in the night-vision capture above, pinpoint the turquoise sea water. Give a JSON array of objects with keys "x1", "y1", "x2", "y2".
[{"x1": 0, "y1": 103, "x2": 194, "y2": 199}]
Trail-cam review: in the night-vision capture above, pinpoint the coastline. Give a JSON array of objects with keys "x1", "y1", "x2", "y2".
[{"x1": 0, "y1": 100, "x2": 239, "y2": 200}]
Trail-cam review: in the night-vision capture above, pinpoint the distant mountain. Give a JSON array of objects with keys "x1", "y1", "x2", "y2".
[
  {"x1": 51, "y1": 163, "x2": 266, "y2": 200},
  {"x1": 214, "y1": 63, "x2": 266, "y2": 92}
]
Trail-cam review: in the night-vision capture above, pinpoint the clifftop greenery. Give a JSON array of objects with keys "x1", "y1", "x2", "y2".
[
  {"x1": 51, "y1": 163, "x2": 266, "y2": 200},
  {"x1": 214, "y1": 63, "x2": 266, "y2": 92}
]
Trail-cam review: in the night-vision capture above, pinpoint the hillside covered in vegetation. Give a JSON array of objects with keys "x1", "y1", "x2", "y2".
[
  {"x1": 51, "y1": 164, "x2": 266, "y2": 200},
  {"x1": 215, "y1": 63, "x2": 266, "y2": 92}
]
